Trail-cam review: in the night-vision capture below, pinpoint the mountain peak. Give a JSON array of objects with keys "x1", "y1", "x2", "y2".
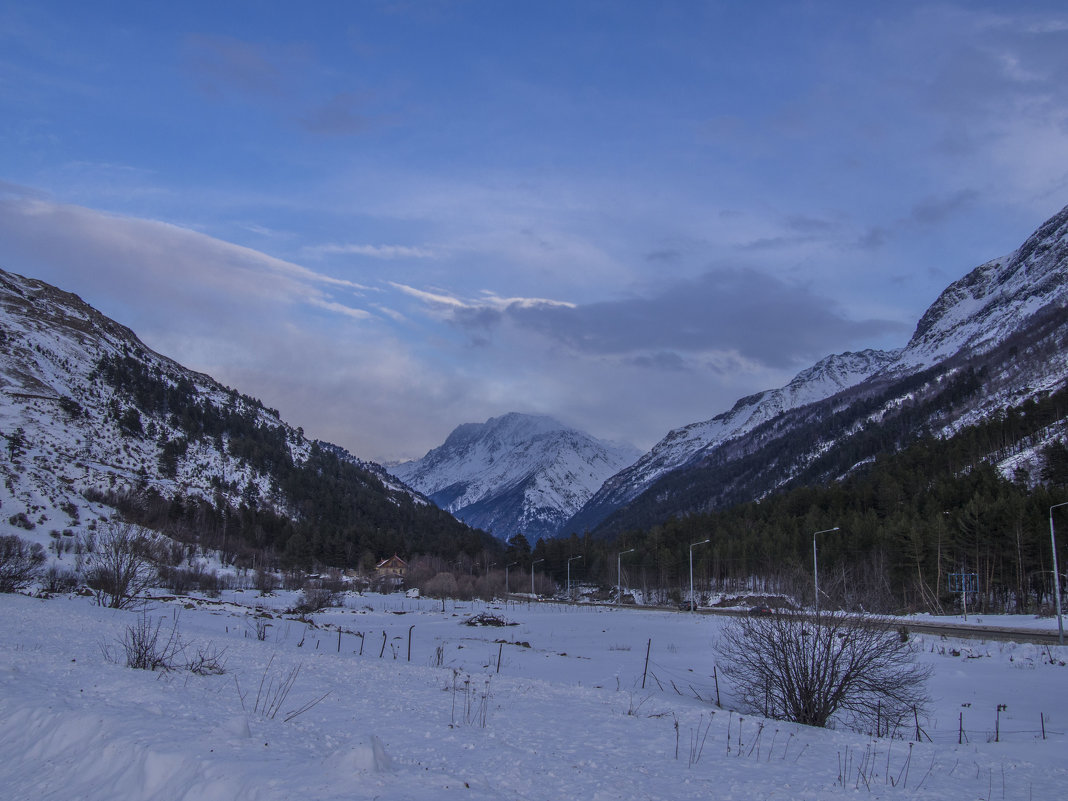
[
  {"x1": 899, "y1": 202, "x2": 1068, "y2": 370},
  {"x1": 391, "y1": 414, "x2": 639, "y2": 541}
]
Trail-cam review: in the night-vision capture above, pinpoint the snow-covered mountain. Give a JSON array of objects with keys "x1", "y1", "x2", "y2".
[
  {"x1": 389, "y1": 413, "x2": 640, "y2": 541},
  {"x1": 893, "y1": 203, "x2": 1068, "y2": 374},
  {"x1": 0, "y1": 268, "x2": 479, "y2": 568},
  {"x1": 563, "y1": 348, "x2": 900, "y2": 536},
  {"x1": 570, "y1": 202, "x2": 1068, "y2": 537}
]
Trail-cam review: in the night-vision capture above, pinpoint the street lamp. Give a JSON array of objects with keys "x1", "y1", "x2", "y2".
[
  {"x1": 505, "y1": 562, "x2": 518, "y2": 597},
  {"x1": 567, "y1": 554, "x2": 583, "y2": 599},
  {"x1": 617, "y1": 548, "x2": 635, "y2": 606},
  {"x1": 531, "y1": 558, "x2": 544, "y2": 596},
  {"x1": 689, "y1": 539, "x2": 710, "y2": 612},
  {"x1": 1051, "y1": 503, "x2": 1068, "y2": 645},
  {"x1": 812, "y1": 526, "x2": 840, "y2": 618}
]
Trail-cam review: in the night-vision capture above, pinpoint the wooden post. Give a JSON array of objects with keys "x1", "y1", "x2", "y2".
[
  {"x1": 408, "y1": 625, "x2": 415, "y2": 662},
  {"x1": 497, "y1": 642, "x2": 503, "y2": 674},
  {"x1": 1041, "y1": 712, "x2": 1046, "y2": 740},
  {"x1": 959, "y1": 712, "x2": 963, "y2": 745},
  {"x1": 713, "y1": 665, "x2": 721, "y2": 708},
  {"x1": 914, "y1": 706, "x2": 921, "y2": 741},
  {"x1": 642, "y1": 638, "x2": 651, "y2": 689},
  {"x1": 379, "y1": 631, "x2": 387, "y2": 658},
  {"x1": 337, "y1": 626, "x2": 342, "y2": 653}
]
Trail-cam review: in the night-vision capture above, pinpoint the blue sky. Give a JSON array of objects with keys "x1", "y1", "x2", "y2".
[{"x1": 3, "y1": 1, "x2": 1068, "y2": 462}]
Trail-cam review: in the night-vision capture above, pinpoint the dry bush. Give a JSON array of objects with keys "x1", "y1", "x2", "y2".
[
  {"x1": 0, "y1": 534, "x2": 45, "y2": 592},
  {"x1": 422, "y1": 572, "x2": 459, "y2": 599},
  {"x1": 85, "y1": 522, "x2": 158, "y2": 608},
  {"x1": 717, "y1": 610, "x2": 930, "y2": 732}
]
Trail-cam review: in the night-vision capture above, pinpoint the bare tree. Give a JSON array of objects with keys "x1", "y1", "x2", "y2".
[
  {"x1": 0, "y1": 534, "x2": 45, "y2": 592},
  {"x1": 85, "y1": 522, "x2": 158, "y2": 608},
  {"x1": 716, "y1": 610, "x2": 930, "y2": 732}
]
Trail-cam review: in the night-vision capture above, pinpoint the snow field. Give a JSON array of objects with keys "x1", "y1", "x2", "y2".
[{"x1": 1, "y1": 591, "x2": 1067, "y2": 800}]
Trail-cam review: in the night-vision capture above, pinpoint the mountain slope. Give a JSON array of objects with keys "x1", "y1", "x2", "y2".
[
  {"x1": 562, "y1": 348, "x2": 899, "y2": 535},
  {"x1": 390, "y1": 413, "x2": 639, "y2": 541},
  {"x1": 0, "y1": 268, "x2": 489, "y2": 569},
  {"x1": 581, "y1": 202, "x2": 1068, "y2": 538}
]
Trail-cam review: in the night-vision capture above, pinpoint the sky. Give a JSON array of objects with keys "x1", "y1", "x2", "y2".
[{"x1": 2, "y1": 1, "x2": 1068, "y2": 463}]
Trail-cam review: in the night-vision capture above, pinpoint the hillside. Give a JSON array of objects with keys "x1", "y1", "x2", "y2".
[
  {"x1": 0, "y1": 268, "x2": 492, "y2": 571},
  {"x1": 391, "y1": 413, "x2": 639, "y2": 541},
  {"x1": 572, "y1": 203, "x2": 1068, "y2": 539}
]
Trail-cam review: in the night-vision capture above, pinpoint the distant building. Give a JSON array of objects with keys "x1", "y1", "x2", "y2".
[{"x1": 374, "y1": 555, "x2": 407, "y2": 587}]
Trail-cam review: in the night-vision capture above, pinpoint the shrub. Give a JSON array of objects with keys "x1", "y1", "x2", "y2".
[
  {"x1": 0, "y1": 535, "x2": 46, "y2": 592},
  {"x1": 85, "y1": 522, "x2": 158, "y2": 608},
  {"x1": 121, "y1": 610, "x2": 184, "y2": 671},
  {"x1": 291, "y1": 579, "x2": 339, "y2": 613},
  {"x1": 115, "y1": 609, "x2": 226, "y2": 674},
  {"x1": 42, "y1": 564, "x2": 80, "y2": 594},
  {"x1": 716, "y1": 610, "x2": 931, "y2": 732}
]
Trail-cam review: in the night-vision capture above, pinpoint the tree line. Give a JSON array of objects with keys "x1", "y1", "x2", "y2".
[{"x1": 540, "y1": 382, "x2": 1068, "y2": 614}]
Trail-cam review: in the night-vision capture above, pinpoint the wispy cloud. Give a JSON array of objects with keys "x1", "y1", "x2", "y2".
[
  {"x1": 307, "y1": 243, "x2": 437, "y2": 260},
  {"x1": 300, "y1": 92, "x2": 371, "y2": 136},
  {"x1": 0, "y1": 195, "x2": 372, "y2": 320}
]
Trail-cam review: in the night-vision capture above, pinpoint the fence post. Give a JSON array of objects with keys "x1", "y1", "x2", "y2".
[{"x1": 642, "y1": 638, "x2": 651, "y2": 689}]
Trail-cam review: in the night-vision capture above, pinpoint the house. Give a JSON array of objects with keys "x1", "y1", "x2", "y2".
[{"x1": 374, "y1": 555, "x2": 408, "y2": 587}]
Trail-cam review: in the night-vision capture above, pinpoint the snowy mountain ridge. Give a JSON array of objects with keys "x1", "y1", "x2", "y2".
[
  {"x1": 563, "y1": 348, "x2": 900, "y2": 535},
  {"x1": 568, "y1": 202, "x2": 1068, "y2": 537},
  {"x1": 0, "y1": 267, "x2": 453, "y2": 567},
  {"x1": 891, "y1": 203, "x2": 1068, "y2": 374},
  {"x1": 389, "y1": 413, "x2": 639, "y2": 541}
]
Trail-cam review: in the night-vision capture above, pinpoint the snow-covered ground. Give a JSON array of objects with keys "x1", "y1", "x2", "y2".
[{"x1": 1, "y1": 590, "x2": 1066, "y2": 800}]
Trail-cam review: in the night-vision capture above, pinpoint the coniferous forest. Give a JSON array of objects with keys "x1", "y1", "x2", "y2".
[{"x1": 531, "y1": 381, "x2": 1068, "y2": 615}]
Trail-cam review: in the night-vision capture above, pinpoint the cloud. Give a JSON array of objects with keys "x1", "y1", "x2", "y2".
[
  {"x1": 909, "y1": 190, "x2": 981, "y2": 226},
  {"x1": 390, "y1": 268, "x2": 906, "y2": 371},
  {"x1": 300, "y1": 92, "x2": 371, "y2": 136},
  {"x1": 0, "y1": 195, "x2": 374, "y2": 327},
  {"x1": 183, "y1": 34, "x2": 294, "y2": 98},
  {"x1": 503, "y1": 269, "x2": 906, "y2": 369},
  {"x1": 306, "y1": 242, "x2": 437, "y2": 260}
]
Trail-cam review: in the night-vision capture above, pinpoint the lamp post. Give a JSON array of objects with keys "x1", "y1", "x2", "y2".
[
  {"x1": 567, "y1": 555, "x2": 583, "y2": 599},
  {"x1": 505, "y1": 562, "x2": 518, "y2": 597},
  {"x1": 689, "y1": 539, "x2": 710, "y2": 612},
  {"x1": 617, "y1": 548, "x2": 635, "y2": 606},
  {"x1": 1051, "y1": 503, "x2": 1068, "y2": 645},
  {"x1": 812, "y1": 526, "x2": 840, "y2": 618},
  {"x1": 531, "y1": 558, "x2": 544, "y2": 597}
]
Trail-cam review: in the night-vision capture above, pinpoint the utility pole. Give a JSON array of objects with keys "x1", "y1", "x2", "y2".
[
  {"x1": 812, "y1": 527, "x2": 839, "y2": 618},
  {"x1": 1051, "y1": 503, "x2": 1067, "y2": 645}
]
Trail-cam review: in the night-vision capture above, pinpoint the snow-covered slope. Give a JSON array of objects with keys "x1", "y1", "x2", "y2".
[
  {"x1": 571, "y1": 203, "x2": 1068, "y2": 536},
  {"x1": 5, "y1": 591, "x2": 1066, "y2": 801},
  {"x1": 0, "y1": 267, "x2": 450, "y2": 564},
  {"x1": 892, "y1": 203, "x2": 1068, "y2": 373},
  {"x1": 564, "y1": 349, "x2": 898, "y2": 535},
  {"x1": 390, "y1": 413, "x2": 639, "y2": 541},
  {"x1": 0, "y1": 268, "x2": 289, "y2": 542}
]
